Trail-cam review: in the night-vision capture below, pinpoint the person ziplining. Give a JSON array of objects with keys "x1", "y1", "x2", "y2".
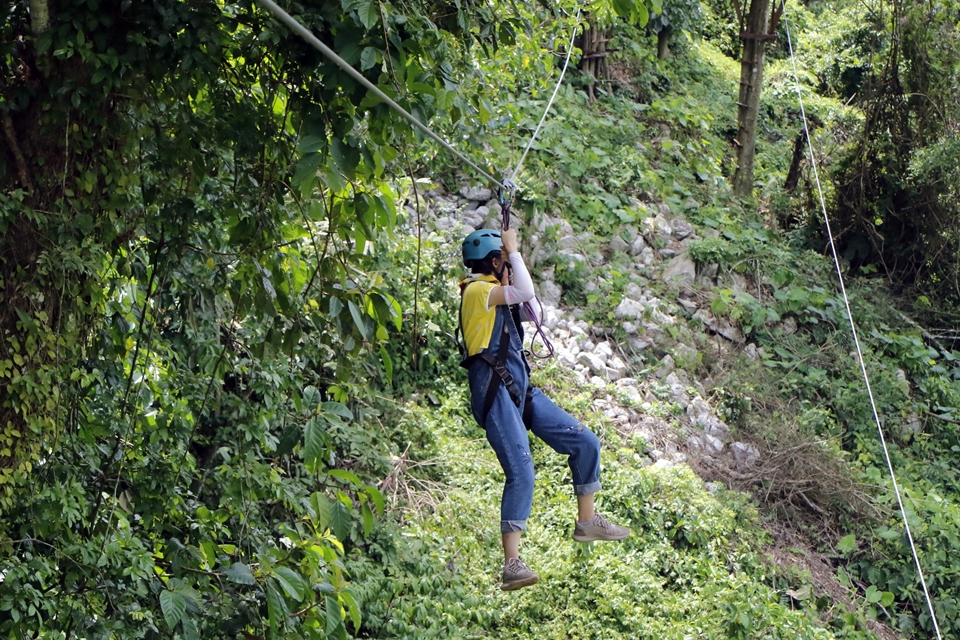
[
  {"x1": 458, "y1": 227, "x2": 629, "y2": 590},
  {"x1": 252, "y1": 0, "x2": 944, "y2": 624}
]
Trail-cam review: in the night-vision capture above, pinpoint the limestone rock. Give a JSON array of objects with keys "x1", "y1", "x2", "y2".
[
  {"x1": 665, "y1": 372, "x2": 690, "y2": 409},
  {"x1": 625, "y1": 282, "x2": 644, "y2": 301},
  {"x1": 656, "y1": 354, "x2": 675, "y2": 378},
  {"x1": 610, "y1": 235, "x2": 630, "y2": 254},
  {"x1": 463, "y1": 210, "x2": 484, "y2": 228},
  {"x1": 662, "y1": 252, "x2": 696, "y2": 290},
  {"x1": 686, "y1": 397, "x2": 730, "y2": 440},
  {"x1": 539, "y1": 280, "x2": 562, "y2": 307},
  {"x1": 542, "y1": 306, "x2": 561, "y2": 331},
  {"x1": 688, "y1": 433, "x2": 724, "y2": 455},
  {"x1": 595, "y1": 341, "x2": 614, "y2": 363},
  {"x1": 777, "y1": 316, "x2": 798, "y2": 336},
  {"x1": 630, "y1": 235, "x2": 648, "y2": 256},
  {"x1": 558, "y1": 352, "x2": 577, "y2": 367},
  {"x1": 607, "y1": 355, "x2": 628, "y2": 377},
  {"x1": 695, "y1": 263, "x2": 718, "y2": 288},
  {"x1": 578, "y1": 352, "x2": 606, "y2": 376},
  {"x1": 672, "y1": 219, "x2": 695, "y2": 240},
  {"x1": 619, "y1": 385, "x2": 642, "y2": 405},
  {"x1": 729, "y1": 442, "x2": 760, "y2": 467},
  {"x1": 460, "y1": 186, "x2": 493, "y2": 202},
  {"x1": 614, "y1": 299, "x2": 646, "y2": 319}
]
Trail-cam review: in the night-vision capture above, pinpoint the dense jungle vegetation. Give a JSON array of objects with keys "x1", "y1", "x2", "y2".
[{"x1": 3, "y1": 0, "x2": 960, "y2": 638}]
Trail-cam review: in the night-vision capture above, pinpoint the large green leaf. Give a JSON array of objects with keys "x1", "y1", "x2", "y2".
[
  {"x1": 364, "y1": 484, "x2": 385, "y2": 515},
  {"x1": 310, "y1": 492, "x2": 333, "y2": 530},
  {"x1": 330, "y1": 500, "x2": 352, "y2": 541},
  {"x1": 325, "y1": 595, "x2": 343, "y2": 635},
  {"x1": 225, "y1": 562, "x2": 256, "y2": 585},
  {"x1": 380, "y1": 344, "x2": 393, "y2": 384},
  {"x1": 322, "y1": 402, "x2": 353, "y2": 421},
  {"x1": 360, "y1": 46, "x2": 380, "y2": 71},
  {"x1": 273, "y1": 567, "x2": 308, "y2": 603},
  {"x1": 356, "y1": 0, "x2": 380, "y2": 30},
  {"x1": 347, "y1": 300, "x2": 370, "y2": 340},
  {"x1": 303, "y1": 418, "x2": 328, "y2": 469},
  {"x1": 328, "y1": 468, "x2": 362, "y2": 486},
  {"x1": 340, "y1": 589, "x2": 362, "y2": 630},
  {"x1": 266, "y1": 585, "x2": 288, "y2": 631},
  {"x1": 159, "y1": 590, "x2": 185, "y2": 631},
  {"x1": 302, "y1": 386, "x2": 323, "y2": 412}
]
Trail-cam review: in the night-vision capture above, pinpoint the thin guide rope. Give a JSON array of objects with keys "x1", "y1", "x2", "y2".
[
  {"x1": 781, "y1": 6, "x2": 943, "y2": 637},
  {"x1": 256, "y1": 0, "x2": 505, "y2": 189},
  {"x1": 511, "y1": 8, "x2": 582, "y2": 183}
]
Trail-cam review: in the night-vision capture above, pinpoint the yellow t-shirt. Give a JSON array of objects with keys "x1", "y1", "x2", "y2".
[{"x1": 461, "y1": 275, "x2": 500, "y2": 357}]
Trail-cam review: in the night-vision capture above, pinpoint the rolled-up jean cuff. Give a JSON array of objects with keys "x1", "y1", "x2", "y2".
[
  {"x1": 501, "y1": 520, "x2": 527, "y2": 533},
  {"x1": 574, "y1": 481, "x2": 602, "y2": 496}
]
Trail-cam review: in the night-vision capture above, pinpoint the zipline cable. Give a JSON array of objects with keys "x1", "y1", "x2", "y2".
[
  {"x1": 509, "y1": 7, "x2": 582, "y2": 185},
  {"x1": 781, "y1": 6, "x2": 943, "y2": 637},
  {"x1": 498, "y1": 10, "x2": 582, "y2": 360},
  {"x1": 255, "y1": 0, "x2": 506, "y2": 189}
]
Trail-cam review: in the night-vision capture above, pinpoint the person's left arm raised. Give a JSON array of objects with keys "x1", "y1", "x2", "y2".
[{"x1": 487, "y1": 229, "x2": 535, "y2": 308}]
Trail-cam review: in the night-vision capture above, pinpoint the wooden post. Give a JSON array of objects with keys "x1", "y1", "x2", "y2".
[
  {"x1": 732, "y1": 0, "x2": 772, "y2": 197},
  {"x1": 576, "y1": 15, "x2": 610, "y2": 101}
]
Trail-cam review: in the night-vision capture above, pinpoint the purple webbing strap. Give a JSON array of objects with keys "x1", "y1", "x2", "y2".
[{"x1": 521, "y1": 300, "x2": 555, "y2": 360}]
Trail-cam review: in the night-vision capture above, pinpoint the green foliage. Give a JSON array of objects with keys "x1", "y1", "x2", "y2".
[
  {"x1": 3, "y1": 0, "x2": 960, "y2": 637},
  {"x1": 545, "y1": 253, "x2": 590, "y2": 306},
  {"x1": 0, "y1": 0, "x2": 533, "y2": 637},
  {"x1": 827, "y1": 0, "x2": 960, "y2": 307},
  {"x1": 344, "y1": 363, "x2": 844, "y2": 639},
  {"x1": 699, "y1": 227, "x2": 960, "y2": 635}
]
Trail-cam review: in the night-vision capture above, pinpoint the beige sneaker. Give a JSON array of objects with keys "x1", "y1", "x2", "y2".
[
  {"x1": 572, "y1": 513, "x2": 631, "y2": 542},
  {"x1": 501, "y1": 557, "x2": 539, "y2": 591}
]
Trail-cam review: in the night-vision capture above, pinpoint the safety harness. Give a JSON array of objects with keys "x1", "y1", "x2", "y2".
[
  {"x1": 457, "y1": 286, "x2": 529, "y2": 424},
  {"x1": 453, "y1": 178, "x2": 554, "y2": 426}
]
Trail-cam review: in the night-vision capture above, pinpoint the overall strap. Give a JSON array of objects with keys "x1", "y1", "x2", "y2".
[{"x1": 480, "y1": 314, "x2": 524, "y2": 424}]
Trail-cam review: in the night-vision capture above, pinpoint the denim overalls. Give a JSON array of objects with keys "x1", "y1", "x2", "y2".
[{"x1": 466, "y1": 301, "x2": 602, "y2": 533}]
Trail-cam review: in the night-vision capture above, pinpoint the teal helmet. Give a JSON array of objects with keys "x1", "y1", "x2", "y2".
[{"x1": 461, "y1": 229, "x2": 502, "y2": 266}]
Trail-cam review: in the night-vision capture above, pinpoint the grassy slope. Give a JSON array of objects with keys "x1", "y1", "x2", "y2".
[{"x1": 351, "y1": 373, "x2": 843, "y2": 639}]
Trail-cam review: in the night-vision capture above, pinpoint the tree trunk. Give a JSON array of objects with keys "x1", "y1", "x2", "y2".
[
  {"x1": 783, "y1": 128, "x2": 807, "y2": 193},
  {"x1": 29, "y1": 0, "x2": 50, "y2": 33},
  {"x1": 732, "y1": 0, "x2": 772, "y2": 197},
  {"x1": 657, "y1": 27, "x2": 671, "y2": 59}
]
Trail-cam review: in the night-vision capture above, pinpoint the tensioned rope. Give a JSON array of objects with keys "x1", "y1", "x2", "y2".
[
  {"x1": 509, "y1": 7, "x2": 582, "y2": 185},
  {"x1": 780, "y1": 5, "x2": 943, "y2": 637},
  {"x1": 499, "y1": 9, "x2": 581, "y2": 361}
]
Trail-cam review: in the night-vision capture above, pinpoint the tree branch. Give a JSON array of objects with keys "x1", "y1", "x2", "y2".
[{"x1": 3, "y1": 113, "x2": 35, "y2": 194}]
